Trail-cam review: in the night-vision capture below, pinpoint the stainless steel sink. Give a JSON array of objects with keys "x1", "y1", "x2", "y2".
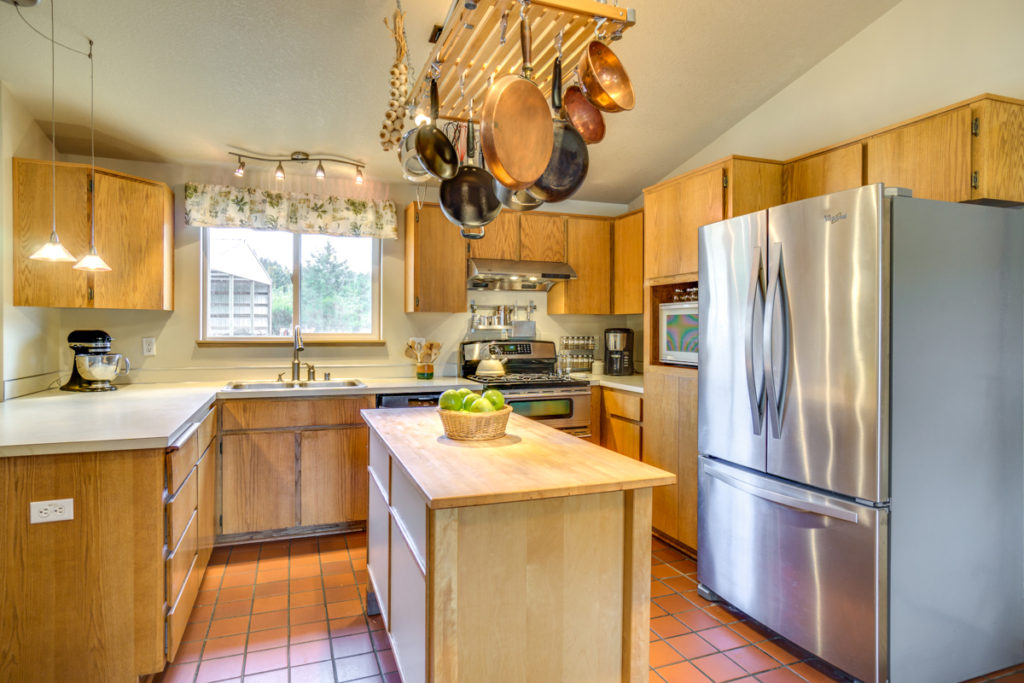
[{"x1": 223, "y1": 379, "x2": 365, "y2": 391}]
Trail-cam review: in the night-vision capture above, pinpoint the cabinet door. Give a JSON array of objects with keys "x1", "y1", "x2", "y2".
[
  {"x1": 644, "y1": 167, "x2": 724, "y2": 281},
  {"x1": 405, "y1": 204, "x2": 467, "y2": 312},
  {"x1": 299, "y1": 427, "x2": 369, "y2": 526},
  {"x1": 782, "y1": 143, "x2": 864, "y2": 204},
  {"x1": 971, "y1": 98, "x2": 1024, "y2": 202},
  {"x1": 612, "y1": 211, "x2": 643, "y2": 314},
  {"x1": 93, "y1": 171, "x2": 173, "y2": 310},
  {"x1": 865, "y1": 106, "x2": 972, "y2": 202},
  {"x1": 548, "y1": 216, "x2": 611, "y2": 314},
  {"x1": 12, "y1": 158, "x2": 91, "y2": 307},
  {"x1": 220, "y1": 432, "x2": 296, "y2": 534},
  {"x1": 196, "y1": 443, "x2": 216, "y2": 567},
  {"x1": 600, "y1": 415, "x2": 641, "y2": 460},
  {"x1": 642, "y1": 368, "x2": 698, "y2": 548},
  {"x1": 469, "y1": 212, "x2": 519, "y2": 260},
  {"x1": 519, "y1": 214, "x2": 566, "y2": 262}
]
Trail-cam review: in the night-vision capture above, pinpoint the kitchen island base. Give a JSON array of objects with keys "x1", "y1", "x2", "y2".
[{"x1": 363, "y1": 408, "x2": 673, "y2": 683}]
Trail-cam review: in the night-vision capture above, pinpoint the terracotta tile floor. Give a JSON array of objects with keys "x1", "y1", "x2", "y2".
[{"x1": 158, "y1": 533, "x2": 1024, "y2": 683}]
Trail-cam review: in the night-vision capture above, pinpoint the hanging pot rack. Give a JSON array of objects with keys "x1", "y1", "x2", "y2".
[{"x1": 407, "y1": 0, "x2": 636, "y2": 122}]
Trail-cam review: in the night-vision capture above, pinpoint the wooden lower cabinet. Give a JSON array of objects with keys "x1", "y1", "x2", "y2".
[
  {"x1": 600, "y1": 387, "x2": 642, "y2": 460},
  {"x1": 642, "y1": 366, "x2": 698, "y2": 549},
  {"x1": 218, "y1": 395, "x2": 374, "y2": 538}
]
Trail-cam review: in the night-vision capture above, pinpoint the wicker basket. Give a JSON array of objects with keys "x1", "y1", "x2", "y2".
[{"x1": 438, "y1": 405, "x2": 513, "y2": 441}]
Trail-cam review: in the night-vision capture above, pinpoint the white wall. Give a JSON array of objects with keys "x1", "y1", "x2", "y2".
[
  {"x1": 53, "y1": 155, "x2": 632, "y2": 384},
  {"x1": 652, "y1": 0, "x2": 1024, "y2": 190},
  {"x1": 0, "y1": 83, "x2": 63, "y2": 399}
]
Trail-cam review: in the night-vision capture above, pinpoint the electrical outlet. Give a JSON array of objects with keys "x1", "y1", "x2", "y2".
[
  {"x1": 142, "y1": 337, "x2": 157, "y2": 356},
  {"x1": 30, "y1": 498, "x2": 74, "y2": 524}
]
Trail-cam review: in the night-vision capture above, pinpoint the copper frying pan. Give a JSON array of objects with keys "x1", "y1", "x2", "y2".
[
  {"x1": 480, "y1": 10, "x2": 553, "y2": 191},
  {"x1": 563, "y1": 83, "x2": 605, "y2": 144}
]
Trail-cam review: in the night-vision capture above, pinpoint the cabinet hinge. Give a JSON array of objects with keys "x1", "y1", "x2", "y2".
[
  {"x1": 88, "y1": 287, "x2": 94, "y2": 301},
  {"x1": 88, "y1": 178, "x2": 94, "y2": 193},
  {"x1": 219, "y1": 514, "x2": 223, "y2": 528},
  {"x1": 971, "y1": 117, "x2": 980, "y2": 136},
  {"x1": 415, "y1": 296, "x2": 420, "y2": 307},
  {"x1": 722, "y1": 173, "x2": 728, "y2": 189},
  {"x1": 971, "y1": 171, "x2": 979, "y2": 189}
]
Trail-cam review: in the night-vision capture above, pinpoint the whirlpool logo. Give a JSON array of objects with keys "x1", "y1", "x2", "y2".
[{"x1": 824, "y1": 211, "x2": 848, "y2": 224}]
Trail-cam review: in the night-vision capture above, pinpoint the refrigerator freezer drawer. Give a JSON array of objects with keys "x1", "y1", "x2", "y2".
[{"x1": 698, "y1": 457, "x2": 887, "y2": 683}]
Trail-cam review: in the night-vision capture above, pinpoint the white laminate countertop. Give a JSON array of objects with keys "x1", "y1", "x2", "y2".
[{"x1": 0, "y1": 375, "x2": 641, "y2": 457}]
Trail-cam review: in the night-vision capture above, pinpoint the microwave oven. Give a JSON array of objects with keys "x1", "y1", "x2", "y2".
[{"x1": 659, "y1": 301, "x2": 698, "y2": 366}]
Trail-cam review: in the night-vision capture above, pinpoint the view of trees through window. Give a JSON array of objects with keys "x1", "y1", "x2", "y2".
[{"x1": 206, "y1": 227, "x2": 376, "y2": 338}]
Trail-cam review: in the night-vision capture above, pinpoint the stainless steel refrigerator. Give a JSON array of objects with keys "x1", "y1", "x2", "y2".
[{"x1": 696, "y1": 184, "x2": 1024, "y2": 683}]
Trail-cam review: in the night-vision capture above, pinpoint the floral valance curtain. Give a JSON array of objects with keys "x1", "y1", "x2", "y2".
[{"x1": 183, "y1": 182, "x2": 397, "y2": 239}]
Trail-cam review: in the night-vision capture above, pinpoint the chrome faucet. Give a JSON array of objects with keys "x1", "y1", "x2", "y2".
[{"x1": 291, "y1": 326, "x2": 304, "y2": 380}]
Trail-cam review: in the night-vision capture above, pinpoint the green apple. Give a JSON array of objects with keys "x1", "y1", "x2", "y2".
[
  {"x1": 439, "y1": 389, "x2": 463, "y2": 411},
  {"x1": 468, "y1": 396, "x2": 496, "y2": 412},
  {"x1": 461, "y1": 393, "x2": 482, "y2": 411},
  {"x1": 456, "y1": 387, "x2": 474, "y2": 399},
  {"x1": 482, "y1": 388, "x2": 505, "y2": 409}
]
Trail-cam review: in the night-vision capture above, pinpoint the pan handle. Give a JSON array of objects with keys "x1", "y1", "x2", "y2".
[
  {"x1": 552, "y1": 56, "x2": 562, "y2": 111},
  {"x1": 461, "y1": 227, "x2": 486, "y2": 239},
  {"x1": 520, "y1": 3, "x2": 533, "y2": 80},
  {"x1": 430, "y1": 78, "x2": 440, "y2": 122}
]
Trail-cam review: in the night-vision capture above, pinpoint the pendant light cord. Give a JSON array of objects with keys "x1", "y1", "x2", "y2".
[
  {"x1": 49, "y1": 0, "x2": 57, "y2": 241},
  {"x1": 16, "y1": 4, "x2": 90, "y2": 57},
  {"x1": 89, "y1": 38, "x2": 96, "y2": 251}
]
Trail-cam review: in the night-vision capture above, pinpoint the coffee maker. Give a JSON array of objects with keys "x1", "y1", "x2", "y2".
[
  {"x1": 61, "y1": 330, "x2": 130, "y2": 392},
  {"x1": 604, "y1": 328, "x2": 634, "y2": 376}
]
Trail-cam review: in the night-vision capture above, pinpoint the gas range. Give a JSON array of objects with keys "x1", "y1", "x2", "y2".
[{"x1": 460, "y1": 339, "x2": 593, "y2": 437}]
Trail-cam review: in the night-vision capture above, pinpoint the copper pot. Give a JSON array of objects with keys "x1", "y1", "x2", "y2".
[
  {"x1": 563, "y1": 84, "x2": 605, "y2": 144},
  {"x1": 578, "y1": 41, "x2": 635, "y2": 113}
]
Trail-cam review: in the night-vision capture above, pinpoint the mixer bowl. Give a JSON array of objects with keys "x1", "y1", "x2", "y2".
[{"x1": 76, "y1": 354, "x2": 130, "y2": 381}]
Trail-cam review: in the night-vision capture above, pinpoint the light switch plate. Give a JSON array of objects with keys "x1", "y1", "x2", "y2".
[
  {"x1": 30, "y1": 498, "x2": 74, "y2": 524},
  {"x1": 142, "y1": 337, "x2": 157, "y2": 356}
]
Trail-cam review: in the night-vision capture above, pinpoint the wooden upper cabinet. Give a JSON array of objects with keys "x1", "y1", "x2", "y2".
[
  {"x1": 519, "y1": 213, "x2": 566, "y2": 262},
  {"x1": 405, "y1": 203, "x2": 467, "y2": 313},
  {"x1": 548, "y1": 216, "x2": 611, "y2": 315},
  {"x1": 644, "y1": 164, "x2": 724, "y2": 281},
  {"x1": 612, "y1": 210, "x2": 643, "y2": 314},
  {"x1": 782, "y1": 142, "x2": 864, "y2": 204},
  {"x1": 13, "y1": 159, "x2": 92, "y2": 307},
  {"x1": 13, "y1": 158, "x2": 173, "y2": 310},
  {"x1": 971, "y1": 97, "x2": 1024, "y2": 202},
  {"x1": 866, "y1": 105, "x2": 973, "y2": 202},
  {"x1": 469, "y1": 212, "x2": 520, "y2": 260}
]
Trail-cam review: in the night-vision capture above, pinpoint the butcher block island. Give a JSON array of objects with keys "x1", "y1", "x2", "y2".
[{"x1": 361, "y1": 407, "x2": 674, "y2": 683}]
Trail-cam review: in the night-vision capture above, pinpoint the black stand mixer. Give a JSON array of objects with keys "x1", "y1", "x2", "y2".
[{"x1": 61, "y1": 329, "x2": 130, "y2": 392}]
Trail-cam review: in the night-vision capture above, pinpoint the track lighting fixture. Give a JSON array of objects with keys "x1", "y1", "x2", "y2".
[{"x1": 227, "y1": 151, "x2": 367, "y2": 183}]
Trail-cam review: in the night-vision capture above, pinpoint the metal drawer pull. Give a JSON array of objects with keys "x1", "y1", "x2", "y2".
[
  {"x1": 707, "y1": 467, "x2": 859, "y2": 524},
  {"x1": 167, "y1": 420, "x2": 201, "y2": 451}
]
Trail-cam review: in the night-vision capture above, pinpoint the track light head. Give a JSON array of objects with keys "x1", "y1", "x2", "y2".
[
  {"x1": 234, "y1": 158, "x2": 246, "y2": 177},
  {"x1": 275, "y1": 161, "x2": 285, "y2": 180},
  {"x1": 315, "y1": 161, "x2": 326, "y2": 179},
  {"x1": 355, "y1": 167, "x2": 365, "y2": 185}
]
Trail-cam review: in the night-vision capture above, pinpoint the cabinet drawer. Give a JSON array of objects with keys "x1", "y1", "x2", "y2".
[
  {"x1": 367, "y1": 475, "x2": 390, "y2": 629},
  {"x1": 221, "y1": 395, "x2": 373, "y2": 430},
  {"x1": 604, "y1": 388, "x2": 642, "y2": 421},
  {"x1": 368, "y1": 431, "x2": 389, "y2": 493},
  {"x1": 389, "y1": 516, "x2": 427, "y2": 683},
  {"x1": 391, "y1": 465, "x2": 427, "y2": 569},
  {"x1": 166, "y1": 508, "x2": 198, "y2": 605},
  {"x1": 166, "y1": 551, "x2": 202, "y2": 662},
  {"x1": 197, "y1": 405, "x2": 217, "y2": 453},
  {"x1": 166, "y1": 423, "x2": 200, "y2": 494},
  {"x1": 166, "y1": 464, "x2": 198, "y2": 549}
]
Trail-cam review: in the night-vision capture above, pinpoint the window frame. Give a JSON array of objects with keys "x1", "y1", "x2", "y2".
[{"x1": 199, "y1": 227, "x2": 383, "y2": 343}]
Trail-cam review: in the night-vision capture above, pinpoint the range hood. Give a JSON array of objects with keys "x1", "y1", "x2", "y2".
[{"x1": 467, "y1": 258, "x2": 577, "y2": 291}]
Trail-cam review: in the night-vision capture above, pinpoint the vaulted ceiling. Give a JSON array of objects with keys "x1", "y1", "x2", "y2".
[{"x1": 0, "y1": 0, "x2": 900, "y2": 203}]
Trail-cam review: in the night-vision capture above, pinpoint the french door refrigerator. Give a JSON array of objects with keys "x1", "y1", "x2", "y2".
[{"x1": 697, "y1": 184, "x2": 1024, "y2": 683}]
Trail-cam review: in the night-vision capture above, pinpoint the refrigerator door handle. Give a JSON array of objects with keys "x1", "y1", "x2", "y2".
[
  {"x1": 744, "y1": 250, "x2": 766, "y2": 435},
  {"x1": 705, "y1": 466, "x2": 860, "y2": 524}
]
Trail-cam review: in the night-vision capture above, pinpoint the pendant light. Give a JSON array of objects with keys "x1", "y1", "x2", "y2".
[
  {"x1": 30, "y1": 0, "x2": 75, "y2": 263},
  {"x1": 74, "y1": 39, "x2": 110, "y2": 272}
]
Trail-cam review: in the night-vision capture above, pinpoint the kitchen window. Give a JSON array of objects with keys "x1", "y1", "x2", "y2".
[{"x1": 201, "y1": 226, "x2": 381, "y2": 341}]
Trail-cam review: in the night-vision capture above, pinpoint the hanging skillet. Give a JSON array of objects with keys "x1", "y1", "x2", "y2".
[
  {"x1": 563, "y1": 70, "x2": 605, "y2": 145},
  {"x1": 480, "y1": 5, "x2": 553, "y2": 191},
  {"x1": 493, "y1": 181, "x2": 543, "y2": 212},
  {"x1": 400, "y1": 78, "x2": 459, "y2": 182},
  {"x1": 439, "y1": 105, "x2": 502, "y2": 234},
  {"x1": 528, "y1": 53, "x2": 588, "y2": 203}
]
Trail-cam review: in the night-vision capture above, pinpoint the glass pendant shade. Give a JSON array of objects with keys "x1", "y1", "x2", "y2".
[
  {"x1": 73, "y1": 246, "x2": 111, "y2": 271},
  {"x1": 30, "y1": 233, "x2": 77, "y2": 262}
]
